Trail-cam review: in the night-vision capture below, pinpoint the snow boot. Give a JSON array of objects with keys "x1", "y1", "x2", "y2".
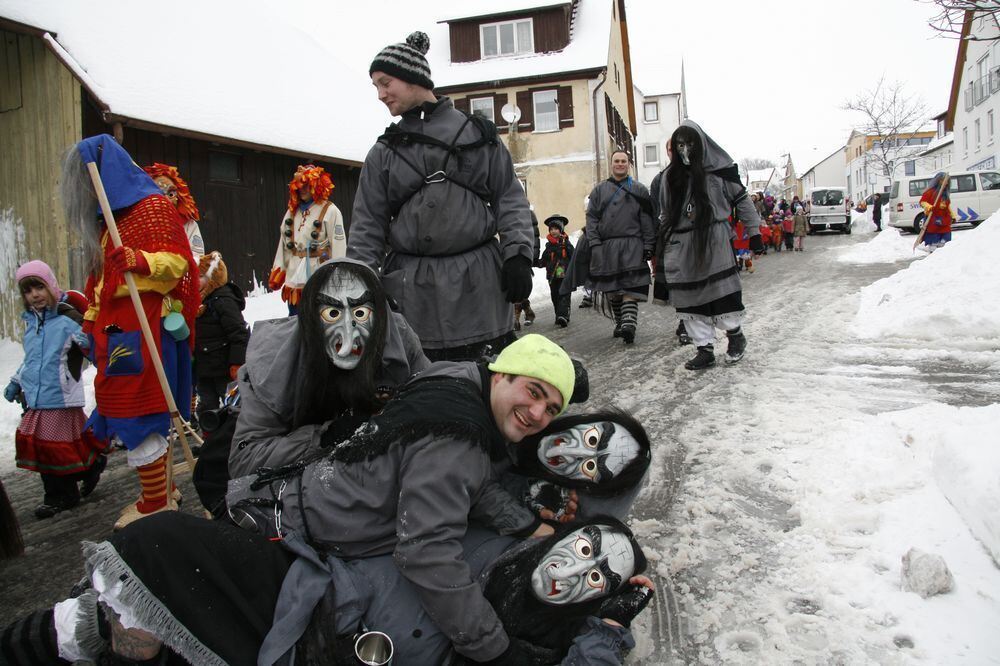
[
  {"x1": 619, "y1": 301, "x2": 638, "y2": 345},
  {"x1": 684, "y1": 345, "x2": 716, "y2": 370},
  {"x1": 556, "y1": 315, "x2": 568, "y2": 328},
  {"x1": 676, "y1": 321, "x2": 691, "y2": 346},
  {"x1": 81, "y1": 453, "x2": 108, "y2": 498},
  {"x1": 610, "y1": 296, "x2": 623, "y2": 338},
  {"x1": 725, "y1": 327, "x2": 747, "y2": 364}
]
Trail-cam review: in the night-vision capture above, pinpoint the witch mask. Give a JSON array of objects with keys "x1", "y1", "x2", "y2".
[
  {"x1": 317, "y1": 271, "x2": 375, "y2": 371},
  {"x1": 537, "y1": 422, "x2": 641, "y2": 483},
  {"x1": 530, "y1": 524, "x2": 636, "y2": 605}
]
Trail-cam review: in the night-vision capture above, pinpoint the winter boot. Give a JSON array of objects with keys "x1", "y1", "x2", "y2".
[
  {"x1": 81, "y1": 453, "x2": 108, "y2": 498},
  {"x1": 579, "y1": 292, "x2": 593, "y2": 308},
  {"x1": 619, "y1": 301, "x2": 638, "y2": 345},
  {"x1": 725, "y1": 328, "x2": 747, "y2": 364},
  {"x1": 555, "y1": 315, "x2": 568, "y2": 328},
  {"x1": 676, "y1": 321, "x2": 691, "y2": 346},
  {"x1": 684, "y1": 345, "x2": 716, "y2": 370}
]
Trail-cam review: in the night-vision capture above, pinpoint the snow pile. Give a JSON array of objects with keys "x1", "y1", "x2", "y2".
[
  {"x1": 931, "y1": 403, "x2": 1000, "y2": 566},
  {"x1": 0, "y1": 338, "x2": 24, "y2": 473},
  {"x1": 852, "y1": 213, "x2": 1000, "y2": 342},
  {"x1": 851, "y1": 208, "x2": 878, "y2": 234},
  {"x1": 838, "y1": 227, "x2": 919, "y2": 264}
]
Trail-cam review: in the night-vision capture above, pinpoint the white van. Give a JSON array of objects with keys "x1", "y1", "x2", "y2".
[
  {"x1": 888, "y1": 171, "x2": 1000, "y2": 233},
  {"x1": 807, "y1": 186, "x2": 850, "y2": 234}
]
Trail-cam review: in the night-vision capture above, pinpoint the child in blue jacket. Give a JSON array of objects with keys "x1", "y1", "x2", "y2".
[{"x1": 4, "y1": 261, "x2": 106, "y2": 518}]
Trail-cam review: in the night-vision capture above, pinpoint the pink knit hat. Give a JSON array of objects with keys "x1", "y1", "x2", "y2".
[{"x1": 15, "y1": 260, "x2": 63, "y2": 300}]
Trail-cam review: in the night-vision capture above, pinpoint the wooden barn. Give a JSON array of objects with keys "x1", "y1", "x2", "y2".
[{"x1": 0, "y1": 5, "x2": 389, "y2": 338}]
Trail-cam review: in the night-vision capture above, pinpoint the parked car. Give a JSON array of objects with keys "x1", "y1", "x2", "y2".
[
  {"x1": 807, "y1": 186, "x2": 850, "y2": 234},
  {"x1": 888, "y1": 171, "x2": 1000, "y2": 233}
]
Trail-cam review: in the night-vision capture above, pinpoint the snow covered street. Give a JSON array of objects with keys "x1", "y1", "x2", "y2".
[{"x1": 1, "y1": 221, "x2": 998, "y2": 663}]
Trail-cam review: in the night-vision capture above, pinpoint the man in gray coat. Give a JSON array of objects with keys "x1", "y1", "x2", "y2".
[
  {"x1": 39, "y1": 335, "x2": 575, "y2": 666},
  {"x1": 348, "y1": 32, "x2": 535, "y2": 362},
  {"x1": 585, "y1": 150, "x2": 656, "y2": 344}
]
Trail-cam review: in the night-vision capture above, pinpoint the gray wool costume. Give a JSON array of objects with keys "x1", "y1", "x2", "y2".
[
  {"x1": 227, "y1": 361, "x2": 540, "y2": 663},
  {"x1": 228, "y1": 307, "x2": 429, "y2": 478},
  {"x1": 656, "y1": 120, "x2": 761, "y2": 312},
  {"x1": 347, "y1": 97, "x2": 534, "y2": 350},
  {"x1": 263, "y1": 528, "x2": 633, "y2": 665},
  {"x1": 584, "y1": 176, "x2": 656, "y2": 295}
]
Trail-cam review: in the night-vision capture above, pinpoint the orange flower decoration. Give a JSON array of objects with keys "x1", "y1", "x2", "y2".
[
  {"x1": 287, "y1": 165, "x2": 334, "y2": 213},
  {"x1": 143, "y1": 163, "x2": 200, "y2": 222}
]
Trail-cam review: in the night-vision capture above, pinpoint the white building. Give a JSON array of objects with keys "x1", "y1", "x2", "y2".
[
  {"x1": 844, "y1": 129, "x2": 934, "y2": 202},
  {"x1": 919, "y1": 113, "x2": 954, "y2": 174},
  {"x1": 745, "y1": 167, "x2": 777, "y2": 195},
  {"x1": 949, "y1": 11, "x2": 1000, "y2": 171},
  {"x1": 799, "y1": 146, "x2": 847, "y2": 194},
  {"x1": 632, "y1": 64, "x2": 686, "y2": 186}
]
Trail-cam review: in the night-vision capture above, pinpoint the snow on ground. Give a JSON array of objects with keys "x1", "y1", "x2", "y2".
[
  {"x1": 838, "y1": 226, "x2": 919, "y2": 264},
  {"x1": 852, "y1": 214, "x2": 1000, "y2": 344}
]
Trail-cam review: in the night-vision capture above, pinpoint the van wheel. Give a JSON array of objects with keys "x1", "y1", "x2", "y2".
[
  {"x1": 912, "y1": 213, "x2": 925, "y2": 235},
  {"x1": 844, "y1": 223, "x2": 852, "y2": 235}
]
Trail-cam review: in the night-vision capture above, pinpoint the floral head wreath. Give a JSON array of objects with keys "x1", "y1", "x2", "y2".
[
  {"x1": 288, "y1": 165, "x2": 334, "y2": 212},
  {"x1": 143, "y1": 163, "x2": 200, "y2": 221}
]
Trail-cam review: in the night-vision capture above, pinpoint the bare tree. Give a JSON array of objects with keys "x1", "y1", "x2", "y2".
[
  {"x1": 843, "y1": 76, "x2": 930, "y2": 181},
  {"x1": 919, "y1": 0, "x2": 1000, "y2": 42},
  {"x1": 740, "y1": 157, "x2": 776, "y2": 171}
]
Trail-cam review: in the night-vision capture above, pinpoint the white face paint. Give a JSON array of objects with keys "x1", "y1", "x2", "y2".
[
  {"x1": 530, "y1": 525, "x2": 635, "y2": 605},
  {"x1": 317, "y1": 272, "x2": 374, "y2": 371},
  {"x1": 675, "y1": 137, "x2": 694, "y2": 166},
  {"x1": 537, "y1": 422, "x2": 641, "y2": 483}
]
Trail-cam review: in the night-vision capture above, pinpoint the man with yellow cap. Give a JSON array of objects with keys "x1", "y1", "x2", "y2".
[{"x1": 40, "y1": 335, "x2": 575, "y2": 665}]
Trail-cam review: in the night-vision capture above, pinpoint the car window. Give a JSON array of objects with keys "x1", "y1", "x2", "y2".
[
  {"x1": 980, "y1": 172, "x2": 1000, "y2": 190},
  {"x1": 952, "y1": 174, "x2": 977, "y2": 193},
  {"x1": 908, "y1": 179, "x2": 931, "y2": 197},
  {"x1": 890, "y1": 181, "x2": 900, "y2": 198}
]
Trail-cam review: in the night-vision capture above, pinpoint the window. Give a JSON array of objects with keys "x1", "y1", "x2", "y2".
[
  {"x1": 643, "y1": 143, "x2": 659, "y2": 165},
  {"x1": 209, "y1": 151, "x2": 242, "y2": 183},
  {"x1": 470, "y1": 97, "x2": 495, "y2": 123},
  {"x1": 976, "y1": 118, "x2": 982, "y2": 147},
  {"x1": 980, "y1": 172, "x2": 1000, "y2": 190},
  {"x1": 532, "y1": 89, "x2": 559, "y2": 132},
  {"x1": 643, "y1": 101, "x2": 658, "y2": 122},
  {"x1": 952, "y1": 174, "x2": 977, "y2": 193},
  {"x1": 990, "y1": 110, "x2": 995, "y2": 139},
  {"x1": 904, "y1": 160, "x2": 916, "y2": 176},
  {"x1": 481, "y1": 19, "x2": 533, "y2": 58},
  {"x1": 908, "y1": 179, "x2": 931, "y2": 197},
  {"x1": 963, "y1": 127, "x2": 969, "y2": 153}
]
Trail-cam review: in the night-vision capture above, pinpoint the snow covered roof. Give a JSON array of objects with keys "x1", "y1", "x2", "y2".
[
  {"x1": 746, "y1": 167, "x2": 775, "y2": 184},
  {"x1": 428, "y1": 0, "x2": 612, "y2": 88},
  {"x1": 0, "y1": 0, "x2": 390, "y2": 164},
  {"x1": 922, "y1": 132, "x2": 954, "y2": 154},
  {"x1": 437, "y1": 0, "x2": 572, "y2": 24}
]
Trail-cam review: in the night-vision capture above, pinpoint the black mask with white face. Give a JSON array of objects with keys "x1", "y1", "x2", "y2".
[
  {"x1": 317, "y1": 272, "x2": 375, "y2": 371},
  {"x1": 530, "y1": 524, "x2": 636, "y2": 605}
]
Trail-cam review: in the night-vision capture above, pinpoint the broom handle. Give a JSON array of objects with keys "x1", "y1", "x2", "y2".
[{"x1": 84, "y1": 163, "x2": 196, "y2": 492}]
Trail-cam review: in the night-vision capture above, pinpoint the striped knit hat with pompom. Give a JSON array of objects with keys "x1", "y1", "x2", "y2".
[{"x1": 369, "y1": 31, "x2": 434, "y2": 90}]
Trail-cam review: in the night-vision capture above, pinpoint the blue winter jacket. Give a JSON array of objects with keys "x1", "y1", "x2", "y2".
[{"x1": 11, "y1": 306, "x2": 88, "y2": 409}]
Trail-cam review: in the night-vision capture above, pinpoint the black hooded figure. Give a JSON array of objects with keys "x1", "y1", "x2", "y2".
[
  {"x1": 654, "y1": 120, "x2": 763, "y2": 370},
  {"x1": 511, "y1": 408, "x2": 652, "y2": 521}
]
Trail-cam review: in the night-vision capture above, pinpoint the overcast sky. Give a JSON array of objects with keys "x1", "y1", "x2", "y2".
[
  {"x1": 288, "y1": 0, "x2": 959, "y2": 174},
  {"x1": 625, "y1": 0, "x2": 959, "y2": 171}
]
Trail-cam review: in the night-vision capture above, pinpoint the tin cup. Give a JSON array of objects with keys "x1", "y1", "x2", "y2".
[{"x1": 354, "y1": 631, "x2": 393, "y2": 666}]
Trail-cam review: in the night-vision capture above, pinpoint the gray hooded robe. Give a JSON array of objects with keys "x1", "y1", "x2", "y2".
[
  {"x1": 347, "y1": 97, "x2": 534, "y2": 350},
  {"x1": 585, "y1": 177, "x2": 656, "y2": 295},
  {"x1": 656, "y1": 120, "x2": 761, "y2": 311}
]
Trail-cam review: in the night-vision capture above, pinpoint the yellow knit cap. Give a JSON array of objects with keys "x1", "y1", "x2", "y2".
[{"x1": 487, "y1": 334, "x2": 575, "y2": 414}]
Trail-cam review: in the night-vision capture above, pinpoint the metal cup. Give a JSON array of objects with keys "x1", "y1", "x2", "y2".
[{"x1": 354, "y1": 631, "x2": 393, "y2": 666}]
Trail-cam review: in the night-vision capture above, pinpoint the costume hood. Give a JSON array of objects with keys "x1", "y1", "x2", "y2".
[
  {"x1": 675, "y1": 119, "x2": 736, "y2": 173},
  {"x1": 75, "y1": 135, "x2": 162, "y2": 212}
]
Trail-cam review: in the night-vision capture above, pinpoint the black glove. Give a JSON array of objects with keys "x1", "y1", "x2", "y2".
[
  {"x1": 749, "y1": 234, "x2": 764, "y2": 256},
  {"x1": 319, "y1": 410, "x2": 368, "y2": 448},
  {"x1": 599, "y1": 583, "x2": 654, "y2": 628},
  {"x1": 643, "y1": 248, "x2": 654, "y2": 261},
  {"x1": 500, "y1": 255, "x2": 533, "y2": 303}
]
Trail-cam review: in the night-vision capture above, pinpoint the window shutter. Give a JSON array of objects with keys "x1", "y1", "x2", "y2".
[
  {"x1": 453, "y1": 96, "x2": 470, "y2": 114},
  {"x1": 557, "y1": 86, "x2": 574, "y2": 128},
  {"x1": 516, "y1": 90, "x2": 534, "y2": 132},
  {"x1": 494, "y1": 92, "x2": 510, "y2": 134}
]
